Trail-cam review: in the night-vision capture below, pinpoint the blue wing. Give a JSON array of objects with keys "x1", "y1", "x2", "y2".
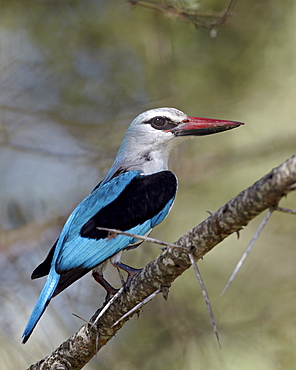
[{"x1": 22, "y1": 170, "x2": 177, "y2": 343}]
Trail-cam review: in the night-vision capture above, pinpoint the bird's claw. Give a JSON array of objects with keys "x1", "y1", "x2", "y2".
[{"x1": 123, "y1": 267, "x2": 143, "y2": 292}]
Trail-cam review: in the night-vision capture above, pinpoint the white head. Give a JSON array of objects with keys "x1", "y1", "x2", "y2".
[{"x1": 105, "y1": 107, "x2": 243, "y2": 179}]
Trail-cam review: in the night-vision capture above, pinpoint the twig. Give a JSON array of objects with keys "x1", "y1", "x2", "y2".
[
  {"x1": 275, "y1": 206, "x2": 296, "y2": 215},
  {"x1": 129, "y1": 0, "x2": 238, "y2": 33},
  {"x1": 92, "y1": 287, "x2": 125, "y2": 327},
  {"x1": 188, "y1": 253, "x2": 221, "y2": 348},
  {"x1": 112, "y1": 289, "x2": 161, "y2": 327},
  {"x1": 96, "y1": 226, "x2": 188, "y2": 251},
  {"x1": 72, "y1": 313, "x2": 90, "y2": 324},
  {"x1": 221, "y1": 208, "x2": 274, "y2": 295}
]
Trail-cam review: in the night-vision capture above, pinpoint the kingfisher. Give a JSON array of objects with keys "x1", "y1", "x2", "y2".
[{"x1": 22, "y1": 107, "x2": 243, "y2": 343}]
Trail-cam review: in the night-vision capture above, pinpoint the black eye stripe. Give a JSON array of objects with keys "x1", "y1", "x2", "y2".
[{"x1": 146, "y1": 116, "x2": 178, "y2": 131}]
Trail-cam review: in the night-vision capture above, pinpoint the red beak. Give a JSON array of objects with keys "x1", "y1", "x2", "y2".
[{"x1": 172, "y1": 116, "x2": 244, "y2": 137}]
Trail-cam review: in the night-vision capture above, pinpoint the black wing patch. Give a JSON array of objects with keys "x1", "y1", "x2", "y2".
[
  {"x1": 31, "y1": 240, "x2": 93, "y2": 296},
  {"x1": 80, "y1": 171, "x2": 177, "y2": 240},
  {"x1": 52, "y1": 267, "x2": 90, "y2": 297},
  {"x1": 31, "y1": 240, "x2": 57, "y2": 279}
]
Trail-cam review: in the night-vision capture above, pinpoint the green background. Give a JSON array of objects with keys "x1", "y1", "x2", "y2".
[{"x1": 0, "y1": 1, "x2": 295, "y2": 369}]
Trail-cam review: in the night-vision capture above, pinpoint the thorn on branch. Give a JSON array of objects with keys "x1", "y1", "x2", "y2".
[
  {"x1": 221, "y1": 208, "x2": 274, "y2": 295},
  {"x1": 287, "y1": 183, "x2": 296, "y2": 191},
  {"x1": 72, "y1": 313, "x2": 90, "y2": 325},
  {"x1": 160, "y1": 285, "x2": 170, "y2": 301},
  {"x1": 236, "y1": 227, "x2": 243, "y2": 239},
  {"x1": 112, "y1": 289, "x2": 161, "y2": 327},
  {"x1": 188, "y1": 253, "x2": 221, "y2": 348},
  {"x1": 92, "y1": 287, "x2": 125, "y2": 327},
  {"x1": 275, "y1": 206, "x2": 296, "y2": 215}
]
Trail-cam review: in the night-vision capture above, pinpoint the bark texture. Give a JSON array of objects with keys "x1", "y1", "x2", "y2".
[{"x1": 28, "y1": 155, "x2": 296, "y2": 370}]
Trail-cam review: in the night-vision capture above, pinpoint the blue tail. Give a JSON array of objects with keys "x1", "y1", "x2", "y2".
[{"x1": 22, "y1": 270, "x2": 60, "y2": 343}]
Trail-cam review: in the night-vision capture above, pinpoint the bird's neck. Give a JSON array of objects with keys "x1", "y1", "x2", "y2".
[{"x1": 104, "y1": 144, "x2": 171, "y2": 183}]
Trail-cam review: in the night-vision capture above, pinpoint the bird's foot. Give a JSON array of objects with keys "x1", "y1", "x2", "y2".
[
  {"x1": 112, "y1": 262, "x2": 142, "y2": 292},
  {"x1": 124, "y1": 268, "x2": 143, "y2": 292},
  {"x1": 92, "y1": 271, "x2": 118, "y2": 303}
]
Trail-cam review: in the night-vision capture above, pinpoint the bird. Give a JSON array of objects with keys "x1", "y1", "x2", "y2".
[{"x1": 22, "y1": 107, "x2": 243, "y2": 343}]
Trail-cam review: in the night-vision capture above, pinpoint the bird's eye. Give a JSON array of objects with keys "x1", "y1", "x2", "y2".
[{"x1": 150, "y1": 116, "x2": 167, "y2": 129}]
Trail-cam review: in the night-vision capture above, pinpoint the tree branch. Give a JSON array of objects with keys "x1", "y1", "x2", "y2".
[
  {"x1": 128, "y1": 0, "x2": 238, "y2": 35},
  {"x1": 28, "y1": 155, "x2": 296, "y2": 370}
]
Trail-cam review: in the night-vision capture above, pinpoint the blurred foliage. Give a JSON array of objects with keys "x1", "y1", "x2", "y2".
[{"x1": 0, "y1": 0, "x2": 295, "y2": 369}]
